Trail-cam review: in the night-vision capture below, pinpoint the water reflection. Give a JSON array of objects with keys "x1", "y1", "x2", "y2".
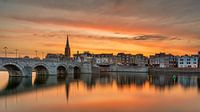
[
  {"x1": 4, "y1": 77, "x2": 22, "y2": 90},
  {"x1": 0, "y1": 72, "x2": 200, "y2": 112},
  {"x1": 1, "y1": 72, "x2": 200, "y2": 97}
]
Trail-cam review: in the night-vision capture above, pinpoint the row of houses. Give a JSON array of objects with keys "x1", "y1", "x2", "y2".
[
  {"x1": 149, "y1": 52, "x2": 200, "y2": 68},
  {"x1": 73, "y1": 51, "x2": 200, "y2": 68},
  {"x1": 73, "y1": 52, "x2": 149, "y2": 67}
]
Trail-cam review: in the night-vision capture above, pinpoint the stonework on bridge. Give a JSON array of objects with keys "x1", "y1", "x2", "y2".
[{"x1": 0, "y1": 58, "x2": 92, "y2": 77}]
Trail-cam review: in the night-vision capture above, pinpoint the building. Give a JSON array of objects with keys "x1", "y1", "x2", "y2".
[
  {"x1": 74, "y1": 52, "x2": 115, "y2": 64},
  {"x1": 116, "y1": 53, "x2": 148, "y2": 66},
  {"x1": 132, "y1": 54, "x2": 149, "y2": 67},
  {"x1": 73, "y1": 51, "x2": 93, "y2": 63},
  {"x1": 178, "y1": 55, "x2": 198, "y2": 68},
  {"x1": 199, "y1": 51, "x2": 200, "y2": 68},
  {"x1": 45, "y1": 53, "x2": 65, "y2": 61},
  {"x1": 116, "y1": 53, "x2": 132, "y2": 65},
  {"x1": 149, "y1": 53, "x2": 177, "y2": 68},
  {"x1": 93, "y1": 53, "x2": 114, "y2": 65},
  {"x1": 65, "y1": 35, "x2": 71, "y2": 58}
]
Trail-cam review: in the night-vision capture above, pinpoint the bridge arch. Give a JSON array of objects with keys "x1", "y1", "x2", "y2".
[
  {"x1": 33, "y1": 63, "x2": 49, "y2": 75},
  {"x1": 74, "y1": 66, "x2": 81, "y2": 74},
  {"x1": 73, "y1": 66, "x2": 81, "y2": 79},
  {"x1": 1, "y1": 63, "x2": 25, "y2": 77},
  {"x1": 57, "y1": 64, "x2": 67, "y2": 75}
]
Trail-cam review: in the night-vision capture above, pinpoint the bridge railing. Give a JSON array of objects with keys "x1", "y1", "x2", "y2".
[{"x1": 0, "y1": 57, "x2": 78, "y2": 66}]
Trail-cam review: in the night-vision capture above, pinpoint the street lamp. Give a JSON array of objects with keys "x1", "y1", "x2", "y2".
[
  {"x1": 15, "y1": 49, "x2": 18, "y2": 58},
  {"x1": 35, "y1": 50, "x2": 38, "y2": 57},
  {"x1": 3, "y1": 47, "x2": 8, "y2": 58}
]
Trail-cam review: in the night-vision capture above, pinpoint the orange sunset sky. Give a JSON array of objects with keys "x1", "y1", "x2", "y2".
[{"x1": 0, "y1": 0, "x2": 200, "y2": 57}]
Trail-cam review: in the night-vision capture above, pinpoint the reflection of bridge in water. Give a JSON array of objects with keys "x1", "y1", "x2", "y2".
[{"x1": 1, "y1": 72, "x2": 200, "y2": 98}]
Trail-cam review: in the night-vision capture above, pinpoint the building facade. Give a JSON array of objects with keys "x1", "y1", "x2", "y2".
[
  {"x1": 93, "y1": 54, "x2": 114, "y2": 65},
  {"x1": 178, "y1": 55, "x2": 198, "y2": 68},
  {"x1": 73, "y1": 51, "x2": 93, "y2": 63},
  {"x1": 198, "y1": 51, "x2": 200, "y2": 68},
  {"x1": 132, "y1": 54, "x2": 148, "y2": 67},
  {"x1": 116, "y1": 53, "x2": 132, "y2": 65},
  {"x1": 149, "y1": 53, "x2": 177, "y2": 68},
  {"x1": 116, "y1": 53, "x2": 148, "y2": 66}
]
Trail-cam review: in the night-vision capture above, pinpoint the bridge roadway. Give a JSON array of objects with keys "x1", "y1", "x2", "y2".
[{"x1": 0, "y1": 58, "x2": 92, "y2": 77}]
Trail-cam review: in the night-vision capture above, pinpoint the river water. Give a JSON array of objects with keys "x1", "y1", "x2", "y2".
[{"x1": 0, "y1": 71, "x2": 200, "y2": 112}]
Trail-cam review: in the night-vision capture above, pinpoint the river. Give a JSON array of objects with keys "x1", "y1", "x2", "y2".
[{"x1": 0, "y1": 71, "x2": 200, "y2": 112}]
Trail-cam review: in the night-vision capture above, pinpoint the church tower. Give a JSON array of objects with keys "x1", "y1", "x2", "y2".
[{"x1": 65, "y1": 35, "x2": 71, "y2": 58}]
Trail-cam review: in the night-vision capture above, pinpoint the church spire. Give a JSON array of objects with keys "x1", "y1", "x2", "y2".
[
  {"x1": 66, "y1": 35, "x2": 69, "y2": 47},
  {"x1": 65, "y1": 35, "x2": 71, "y2": 58}
]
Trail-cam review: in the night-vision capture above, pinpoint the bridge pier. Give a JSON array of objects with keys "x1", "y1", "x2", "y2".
[
  {"x1": 23, "y1": 66, "x2": 32, "y2": 77},
  {"x1": 81, "y1": 63, "x2": 92, "y2": 74}
]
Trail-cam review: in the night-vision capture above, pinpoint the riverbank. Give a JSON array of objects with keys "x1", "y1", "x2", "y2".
[
  {"x1": 149, "y1": 68, "x2": 200, "y2": 73},
  {"x1": 93, "y1": 65, "x2": 148, "y2": 73}
]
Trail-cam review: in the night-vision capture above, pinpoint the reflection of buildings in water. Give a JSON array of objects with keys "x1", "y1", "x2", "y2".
[
  {"x1": 198, "y1": 78, "x2": 200, "y2": 91},
  {"x1": 149, "y1": 72, "x2": 200, "y2": 90},
  {"x1": 2, "y1": 72, "x2": 200, "y2": 102},
  {"x1": 115, "y1": 72, "x2": 148, "y2": 88},
  {"x1": 74, "y1": 73, "x2": 80, "y2": 80},
  {"x1": 73, "y1": 72, "x2": 149, "y2": 89},
  {"x1": 80, "y1": 74, "x2": 94, "y2": 89},
  {"x1": 178, "y1": 76, "x2": 198, "y2": 88},
  {"x1": 65, "y1": 78, "x2": 70, "y2": 102},
  {"x1": 96, "y1": 74, "x2": 113, "y2": 86},
  {"x1": 149, "y1": 75, "x2": 178, "y2": 90}
]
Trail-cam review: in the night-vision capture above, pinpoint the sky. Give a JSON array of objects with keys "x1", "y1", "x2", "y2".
[{"x1": 0, "y1": 0, "x2": 200, "y2": 57}]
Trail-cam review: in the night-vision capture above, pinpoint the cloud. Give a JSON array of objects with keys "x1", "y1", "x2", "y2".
[
  {"x1": 0, "y1": 0, "x2": 200, "y2": 56},
  {"x1": 132, "y1": 35, "x2": 169, "y2": 40},
  {"x1": 131, "y1": 35, "x2": 182, "y2": 41}
]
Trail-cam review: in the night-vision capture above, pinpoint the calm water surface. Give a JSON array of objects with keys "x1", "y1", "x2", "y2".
[{"x1": 0, "y1": 71, "x2": 200, "y2": 112}]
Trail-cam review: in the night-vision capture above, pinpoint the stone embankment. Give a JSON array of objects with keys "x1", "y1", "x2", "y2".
[{"x1": 149, "y1": 68, "x2": 200, "y2": 73}]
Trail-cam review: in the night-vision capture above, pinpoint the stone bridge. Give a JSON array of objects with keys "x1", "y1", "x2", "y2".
[{"x1": 0, "y1": 58, "x2": 92, "y2": 77}]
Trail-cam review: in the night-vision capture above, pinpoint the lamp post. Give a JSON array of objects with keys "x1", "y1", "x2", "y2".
[
  {"x1": 3, "y1": 47, "x2": 8, "y2": 58},
  {"x1": 35, "y1": 50, "x2": 38, "y2": 57},
  {"x1": 15, "y1": 49, "x2": 18, "y2": 58}
]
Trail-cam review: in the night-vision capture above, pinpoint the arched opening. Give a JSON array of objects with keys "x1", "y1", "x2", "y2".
[
  {"x1": 34, "y1": 65, "x2": 49, "y2": 75},
  {"x1": 3, "y1": 64, "x2": 23, "y2": 77},
  {"x1": 33, "y1": 65, "x2": 49, "y2": 86},
  {"x1": 57, "y1": 66, "x2": 67, "y2": 75},
  {"x1": 74, "y1": 66, "x2": 81, "y2": 79}
]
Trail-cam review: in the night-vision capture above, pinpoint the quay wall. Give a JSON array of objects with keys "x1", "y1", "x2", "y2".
[
  {"x1": 100, "y1": 65, "x2": 148, "y2": 73},
  {"x1": 149, "y1": 68, "x2": 200, "y2": 73}
]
